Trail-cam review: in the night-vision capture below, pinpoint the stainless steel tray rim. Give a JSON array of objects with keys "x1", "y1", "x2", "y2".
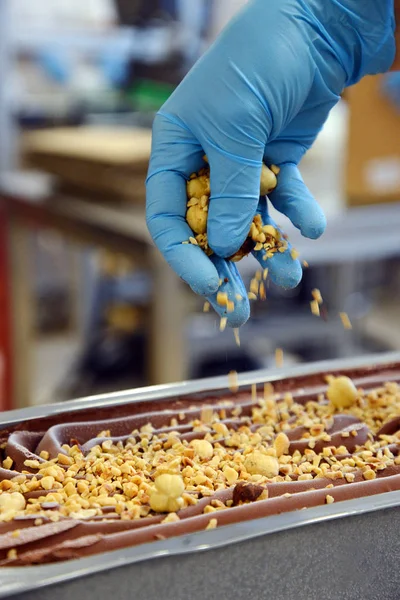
[
  {"x1": 1, "y1": 489, "x2": 400, "y2": 599},
  {"x1": 2, "y1": 351, "x2": 400, "y2": 428},
  {"x1": 2, "y1": 351, "x2": 400, "y2": 597}
]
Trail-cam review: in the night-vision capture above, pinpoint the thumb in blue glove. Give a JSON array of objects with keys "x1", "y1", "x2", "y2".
[{"x1": 147, "y1": 0, "x2": 395, "y2": 328}]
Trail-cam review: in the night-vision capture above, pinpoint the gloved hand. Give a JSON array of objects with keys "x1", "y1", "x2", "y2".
[{"x1": 147, "y1": 0, "x2": 395, "y2": 328}]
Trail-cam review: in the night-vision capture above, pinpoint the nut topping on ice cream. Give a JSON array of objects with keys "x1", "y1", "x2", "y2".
[{"x1": 0, "y1": 364, "x2": 400, "y2": 565}]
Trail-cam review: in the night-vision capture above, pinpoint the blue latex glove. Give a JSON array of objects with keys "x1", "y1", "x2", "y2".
[{"x1": 147, "y1": 0, "x2": 395, "y2": 328}]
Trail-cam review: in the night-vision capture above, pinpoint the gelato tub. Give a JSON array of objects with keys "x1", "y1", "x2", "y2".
[{"x1": 0, "y1": 353, "x2": 400, "y2": 600}]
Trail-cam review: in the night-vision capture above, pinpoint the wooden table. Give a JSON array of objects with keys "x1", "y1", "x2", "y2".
[{"x1": 0, "y1": 172, "x2": 188, "y2": 410}]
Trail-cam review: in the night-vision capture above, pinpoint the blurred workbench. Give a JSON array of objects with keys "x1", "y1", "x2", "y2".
[
  {"x1": 0, "y1": 170, "x2": 188, "y2": 410},
  {"x1": 2, "y1": 123, "x2": 400, "y2": 411}
]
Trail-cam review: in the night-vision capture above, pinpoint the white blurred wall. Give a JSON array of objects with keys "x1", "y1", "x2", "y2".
[
  {"x1": 209, "y1": 0, "x2": 247, "y2": 40},
  {"x1": 9, "y1": 0, "x2": 117, "y2": 29}
]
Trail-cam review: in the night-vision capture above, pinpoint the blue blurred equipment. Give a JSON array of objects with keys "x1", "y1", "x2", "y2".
[
  {"x1": 99, "y1": 45, "x2": 131, "y2": 87},
  {"x1": 381, "y1": 72, "x2": 400, "y2": 111},
  {"x1": 146, "y1": 0, "x2": 395, "y2": 327},
  {"x1": 38, "y1": 48, "x2": 72, "y2": 84}
]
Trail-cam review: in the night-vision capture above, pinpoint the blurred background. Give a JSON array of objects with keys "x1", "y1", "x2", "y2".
[{"x1": 0, "y1": 0, "x2": 400, "y2": 411}]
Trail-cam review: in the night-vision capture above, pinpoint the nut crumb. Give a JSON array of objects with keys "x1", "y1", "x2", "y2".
[
  {"x1": 312, "y1": 289, "x2": 323, "y2": 305},
  {"x1": 363, "y1": 469, "x2": 376, "y2": 481},
  {"x1": 206, "y1": 518, "x2": 218, "y2": 530},
  {"x1": 2, "y1": 457, "x2": 13, "y2": 470},
  {"x1": 200, "y1": 406, "x2": 214, "y2": 424},
  {"x1": 220, "y1": 317, "x2": 227, "y2": 332},
  {"x1": 161, "y1": 513, "x2": 180, "y2": 524},
  {"x1": 340, "y1": 312, "x2": 352, "y2": 330},
  {"x1": 191, "y1": 439, "x2": 214, "y2": 460},
  {"x1": 251, "y1": 384, "x2": 258, "y2": 403},
  {"x1": 223, "y1": 466, "x2": 239, "y2": 485},
  {"x1": 228, "y1": 371, "x2": 239, "y2": 394},
  {"x1": 275, "y1": 348, "x2": 284, "y2": 368},
  {"x1": 326, "y1": 495, "x2": 335, "y2": 504},
  {"x1": 310, "y1": 300, "x2": 320, "y2": 317},
  {"x1": 274, "y1": 433, "x2": 290, "y2": 457},
  {"x1": 217, "y1": 292, "x2": 228, "y2": 307}
]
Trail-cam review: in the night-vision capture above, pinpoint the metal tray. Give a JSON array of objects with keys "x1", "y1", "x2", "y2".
[{"x1": 1, "y1": 352, "x2": 400, "y2": 600}]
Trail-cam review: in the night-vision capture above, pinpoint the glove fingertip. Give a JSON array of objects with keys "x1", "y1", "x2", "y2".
[
  {"x1": 191, "y1": 276, "x2": 220, "y2": 297},
  {"x1": 266, "y1": 255, "x2": 303, "y2": 290},
  {"x1": 227, "y1": 301, "x2": 250, "y2": 328},
  {"x1": 301, "y1": 221, "x2": 326, "y2": 240},
  {"x1": 299, "y1": 211, "x2": 327, "y2": 240},
  {"x1": 208, "y1": 237, "x2": 244, "y2": 260},
  {"x1": 271, "y1": 269, "x2": 302, "y2": 290},
  {"x1": 209, "y1": 296, "x2": 250, "y2": 328}
]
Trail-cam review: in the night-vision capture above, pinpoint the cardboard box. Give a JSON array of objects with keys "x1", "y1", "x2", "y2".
[
  {"x1": 22, "y1": 127, "x2": 151, "y2": 203},
  {"x1": 346, "y1": 74, "x2": 400, "y2": 206}
]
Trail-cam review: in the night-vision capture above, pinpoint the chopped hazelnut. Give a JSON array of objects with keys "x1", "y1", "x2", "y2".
[
  {"x1": 190, "y1": 439, "x2": 214, "y2": 460},
  {"x1": 244, "y1": 452, "x2": 279, "y2": 478},
  {"x1": 187, "y1": 175, "x2": 210, "y2": 200},
  {"x1": 2, "y1": 457, "x2": 13, "y2": 470},
  {"x1": 57, "y1": 453, "x2": 73, "y2": 466},
  {"x1": 149, "y1": 492, "x2": 183, "y2": 513},
  {"x1": 274, "y1": 433, "x2": 290, "y2": 457},
  {"x1": 154, "y1": 474, "x2": 185, "y2": 499},
  {"x1": 40, "y1": 476, "x2": 55, "y2": 491},
  {"x1": 161, "y1": 512, "x2": 180, "y2": 524},
  {"x1": 0, "y1": 492, "x2": 26, "y2": 521},
  {"x1": 205, "y1": 518, "x2": 218, "y2": 530},
  {"x1": 260, "y1": 164, "x2": 278, "y2": 196},
  {"x1": 223, "y1": 466, "x2": 239, "y2": 485},
  {"x1": 327, "y1": 376, "x2": 358, "y2": 409},
  {"x1": 363, "y1": 469, "x2": 376, "y2": 481}
]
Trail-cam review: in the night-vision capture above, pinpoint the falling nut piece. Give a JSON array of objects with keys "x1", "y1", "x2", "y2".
[{"x1": 274, "y1": 432, "x2": 290, "y2": 458}]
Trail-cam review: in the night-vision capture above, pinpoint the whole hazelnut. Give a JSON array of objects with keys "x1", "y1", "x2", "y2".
[
  {"x1": 244, "y1": 452, "x2": 279, "y2": 478},
  {"x1": 327, "y1": 376, "x2": 358, "y2": 409}
]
